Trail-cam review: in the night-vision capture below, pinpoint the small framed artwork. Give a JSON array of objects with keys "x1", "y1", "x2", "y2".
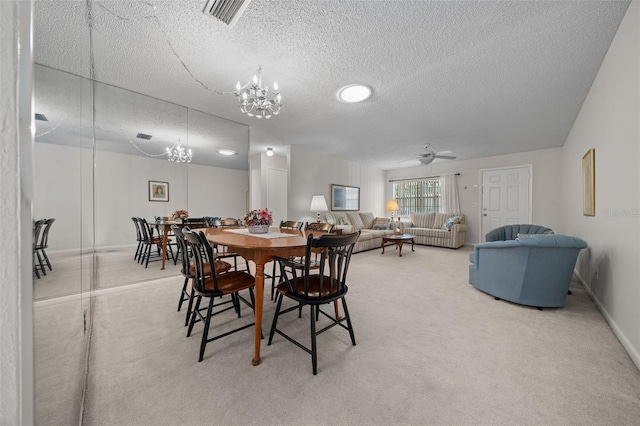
[
  {"x1": 149, "y1": 180, "x2": 169, "y2": 202},
  {"x1": 582, "y1": 148, "x2": 594, "y2": 216},
  {"x1": 331, "y1": 184, "x2": 360, "y2": 211}
]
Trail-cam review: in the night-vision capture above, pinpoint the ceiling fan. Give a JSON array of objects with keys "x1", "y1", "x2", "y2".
[{"x1": 400, "y1": 144, "x2": 457, "y2": 165}]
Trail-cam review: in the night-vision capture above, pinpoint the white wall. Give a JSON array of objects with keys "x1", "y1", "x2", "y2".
[
  {"x1": 35, "y1": 143, "x2": 249, "y2": 250},
  {"x1": 288, "y1": 145, "x2": 387, "y2": 223},
  {"x1": 385, "y1": 147, "x2": 564, "y2": 244},
  {"x1": 561, "y1": 1, "x2": 640, "y2": 368}
]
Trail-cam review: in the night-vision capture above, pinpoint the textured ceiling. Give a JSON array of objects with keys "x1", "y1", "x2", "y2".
[{"x1": 33, "y1": 0, "x2": 630, "y2": 170}]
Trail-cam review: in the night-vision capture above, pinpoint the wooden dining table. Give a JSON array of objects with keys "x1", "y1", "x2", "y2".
[{"x1": 201, "y1": 226, "x2": 325, "y2": 366}]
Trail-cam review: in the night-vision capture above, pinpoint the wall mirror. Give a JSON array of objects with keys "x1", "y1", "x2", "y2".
[{"x1": 32, "y1": 63, "x2": 249, "y2": 423}]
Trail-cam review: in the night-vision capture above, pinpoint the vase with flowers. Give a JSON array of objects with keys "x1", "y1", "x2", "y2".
[
  {"x1": 172, "y1": 209, "x2": 189, "y2": 223},
  {"x1": 244, "y1": 208, "x2": 272, "y2": 234}
]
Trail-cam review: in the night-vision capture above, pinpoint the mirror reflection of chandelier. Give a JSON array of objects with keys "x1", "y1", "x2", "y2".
[
  {"x1": 234, "y1": 66, "x2": 282, "y2": 119},
  {"x1": 166, "y1": 140, "x2": 193, "y2": 162}
]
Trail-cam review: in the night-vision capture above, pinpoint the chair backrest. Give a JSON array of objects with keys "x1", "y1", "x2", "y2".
[
  {"x1": 183, "y1": 230, "x2": 221, "y2": 295},
  {"x1": 280, "y1": 220, "x2": 303, "y2": 230},
  {"x1": 172, "y1": 225, "x2": 192, "y2": 277},
  {"x1": 132, "y1": 217, "x2": 143, "y2": 242},
  {"x1": 284, "y1": 231, "x2": 360, "y2": 299},
  {"x1": 305, "y1": 222, "x2": 334, "y2": 232},
  {"x1": 184, "y1": 217, "x2": 209, "y2": 228},
  {"x1": 138, "y1": 218, "x2": 154, "y2": 242},
  {"x1": 33, "y1": 219, "x2": 46, "y2": 247},
  {"x1": 485, "y1": 224, "x2": 553, "y2": 242},
  {"x1": 40, "y1": 218, "x2": 55, "y2": 248},
  {"x1": 219, "y1": 218, "x2": 241, "y2": 227}
]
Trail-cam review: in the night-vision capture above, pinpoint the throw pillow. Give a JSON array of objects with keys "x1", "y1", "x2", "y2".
[
  {"x1": 338, "y1": 216, "x2": 350, "y2": 225},
  {"x1": 372, "y1": 217, "x2": 390, "y2": 230},
  {"x1": 442, "y1": 215, "x2": 462, "y2": 230}
]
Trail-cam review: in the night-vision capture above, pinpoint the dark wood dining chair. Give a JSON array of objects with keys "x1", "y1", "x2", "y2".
[
  {"x1": 173, "y1": 225, "x2": 231, "y2": 326},
  {"x1": 212, "y1": 218, "x2": 250, "y2": 273},
  {"x1": 183, "y1": 230, "x2": 256, "y2": 362},
  {"x1": 268, "y1": 220, "x2": 304, "y2": 300},
  {"x1": 269, "y1": 231, "x2": 360, "y2": 375},
  {"x1": 33, "y1": 219, "x2": 46, "y2": 278},
  {"x1": 132, "y1": 217, "x2": 144, "y2": 262},
  {"x1": 305, "y1": 222, "x2": 334, "y2": 232},
  {"x1": 36, "y1": 218, "x2": 55, "y2": 272},
  {"x1": 139, "y1": 218, "x2": 174, "y2": 268}
]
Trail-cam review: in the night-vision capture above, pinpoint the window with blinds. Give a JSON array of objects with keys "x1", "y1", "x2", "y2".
[{"x1": 392, "y1": 179, "x2": 441, "y2": 216}]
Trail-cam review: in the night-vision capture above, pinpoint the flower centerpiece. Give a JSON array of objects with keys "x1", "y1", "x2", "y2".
[
  {"x1": 244, "y1": 208, "x2": 272, "y2": 234},
  {"x1": 172, "y1": 209, "x2": 189, "y2": 223}
]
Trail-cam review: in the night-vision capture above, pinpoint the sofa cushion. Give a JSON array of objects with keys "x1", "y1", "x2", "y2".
[
  {"x1": 346, "y1": 212, "x2": 365, "y2": 230},
  {"x1": 359, "y1": 212, "x2": 375, "y2": 229},
  {"x1": 406, "y1": 227, "x2": 451, "y2": 238},
  {"x1": 356, "y1": 231, "x2": 374, "y2": 242},
  {"x1": 410, "y1": 212, "x2": 436, "y2": 228}
]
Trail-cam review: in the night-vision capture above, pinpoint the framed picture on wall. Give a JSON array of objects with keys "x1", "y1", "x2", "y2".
[
  {"x1": 331, "y1": 184, "x2": 360, "y2": 211},
  {"x1": 582, "y1": 148, "x2": 594, "y2": 216},
  {"x1": 149, "y1": 180, "x2": 169, "y2": 202}
]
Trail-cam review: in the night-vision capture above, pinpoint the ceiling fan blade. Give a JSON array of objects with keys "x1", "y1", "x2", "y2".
[
  {"x1": 434, "y1": 155, "x2": 456, "y2": 160},
  {"x1": 397, "y1": 158, "x2": 418, "y2": 164}
]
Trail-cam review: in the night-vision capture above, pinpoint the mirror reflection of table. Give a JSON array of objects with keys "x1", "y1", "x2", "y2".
[
  {"x1": 202, "y1": 227, "x2": 324, "y2": 366},
  {"x1": 154, "y1": 220, "x2": 209, "y2": 269}
]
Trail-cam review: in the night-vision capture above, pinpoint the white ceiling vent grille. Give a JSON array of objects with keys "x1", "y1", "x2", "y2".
[{"x1": 202, "y1": 0, "x2": 252, "y2": 28}]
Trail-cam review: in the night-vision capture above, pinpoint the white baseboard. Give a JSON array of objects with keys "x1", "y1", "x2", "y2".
[{"x1": 574, "y1": 270, "x2": 640, "y2": 371}]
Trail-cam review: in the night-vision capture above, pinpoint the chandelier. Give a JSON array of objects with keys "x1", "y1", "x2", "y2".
[
  {"x1": 166, "y1": 140, "x2": 193, "y2": 163},
  {"x1": 234, "y1": 66, "x2": 282, "y2": 119}
]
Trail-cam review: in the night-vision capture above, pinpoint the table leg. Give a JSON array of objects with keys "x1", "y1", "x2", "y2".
[
  {"x1": 161, "y1": 225, "x2": 169, "y2": 270},
  {"x1": 398, "y1": 242, "x2": 404, "y2": 257},
  {"x1": 252, "y1": 262, "x2": 265, "y2": 366},
  {"x1": 381, "y1": 240, "x2": 386, "y2": 254},
  {"x1": 411, "y1": 239, "x2": 415, "y2": 252}
]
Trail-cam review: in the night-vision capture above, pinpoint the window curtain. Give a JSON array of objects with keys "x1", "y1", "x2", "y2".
[{"x1": 439, "y1": 174, "x2": 460, "y2": 213}]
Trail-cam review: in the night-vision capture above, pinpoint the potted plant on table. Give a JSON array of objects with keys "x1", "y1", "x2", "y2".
[{"x1": 244, "y1": 208, "x2": 272, "y2": 234}]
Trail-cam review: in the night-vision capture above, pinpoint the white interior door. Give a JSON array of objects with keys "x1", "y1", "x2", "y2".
[
  {"x1": 481, "y1": 166, "x2": 531, "y2": 240},
  {"x1": 267, "y1": 168, "x2": 288, "y2": 225}
]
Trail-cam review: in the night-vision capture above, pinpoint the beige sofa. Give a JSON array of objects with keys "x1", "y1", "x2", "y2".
[
  {"x1": 397, "y1": 212, "x2": 467, "y2": 249},
  {"x1": 324, "y1": 211, "x2": 398, "y2": 253}
]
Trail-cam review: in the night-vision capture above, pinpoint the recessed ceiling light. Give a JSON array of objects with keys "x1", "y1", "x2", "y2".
[
  {"x1": 337, "y1": 84, "x2": 372, "y2": 103},
  {"x1": 217, "y1": 149, "x2": 237, "y2": 156}
]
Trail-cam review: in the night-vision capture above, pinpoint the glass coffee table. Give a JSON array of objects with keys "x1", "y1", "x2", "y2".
[{"x1": 381, "y1": 233, "x2": 416, "y2": 257}]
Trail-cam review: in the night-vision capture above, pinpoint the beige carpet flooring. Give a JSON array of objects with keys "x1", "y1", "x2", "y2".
[{"x1": 70, "y1": 244, "x2": 640, "y2": 425}]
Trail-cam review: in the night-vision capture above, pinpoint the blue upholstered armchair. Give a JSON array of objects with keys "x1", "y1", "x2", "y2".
[
  {"x1": 485, "y1": 224, "x2": 553, "y2": 242},
  {"x1": 468, "y1": 234, "x2": 588, "y2": 308}
]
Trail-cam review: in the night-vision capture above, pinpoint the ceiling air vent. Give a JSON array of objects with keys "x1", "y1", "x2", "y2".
[
  {"x1": 35, "y1": 113, "x2": 48, "y2": 122},
  {"x1": 202, "y1": 0, "x2": 252, "y2": 27},
  {"x1": 136, "y1": 133, "x2": 152, "y2": 140}
]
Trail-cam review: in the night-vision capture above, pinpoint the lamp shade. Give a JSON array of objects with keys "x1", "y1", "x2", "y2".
[
  {"x1": 310, "y1": 195, "x2": 329, "y2": 212},
  {"x1": 386, "y1": 200, "x2": 400, "y2": 212}
]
